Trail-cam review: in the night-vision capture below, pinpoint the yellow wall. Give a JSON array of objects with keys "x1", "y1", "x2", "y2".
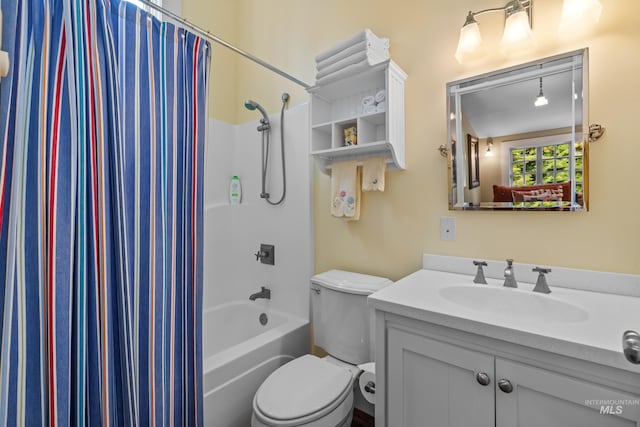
[
  {"x1": 187, "y1": 0, "x2": 640, "y2": 278},
  {"x1": 183, "y1": 0, "x2": 238, "y2": 123}
]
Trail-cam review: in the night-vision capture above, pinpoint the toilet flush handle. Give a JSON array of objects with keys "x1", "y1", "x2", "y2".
[{"x1": 364, "y1": 381, "x2": 375, "y2": 394}]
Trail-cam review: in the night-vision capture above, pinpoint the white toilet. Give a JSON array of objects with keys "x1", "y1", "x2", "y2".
[{"x1": 251, "y1": 270, "x2": 392, "y2": 427}]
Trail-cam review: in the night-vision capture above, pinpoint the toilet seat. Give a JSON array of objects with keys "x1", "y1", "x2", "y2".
[{"x1": 252, "y1": 355, "x2": 355, "y2": 426}]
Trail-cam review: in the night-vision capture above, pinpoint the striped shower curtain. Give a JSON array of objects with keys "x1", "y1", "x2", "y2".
[{"x1": 0, "y1": 0, "x2": 209, "y2": 425}]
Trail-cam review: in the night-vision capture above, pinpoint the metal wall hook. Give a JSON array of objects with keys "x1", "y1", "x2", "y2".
[
  {"x1": 588, "y1": 123, "x2": 606, "y2": 142},
  {"x1": 438, "y1": 144, "x2": 449, "y2": 158}
]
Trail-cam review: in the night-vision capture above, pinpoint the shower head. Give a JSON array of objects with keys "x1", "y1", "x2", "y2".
[{"x1": 244, "y1": 99, "x2": 269, "y2": 125}]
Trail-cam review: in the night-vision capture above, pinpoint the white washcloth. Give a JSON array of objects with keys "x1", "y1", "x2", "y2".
[
  {"x1": 316, "y1": 59, "x2": 372, "y2": 86},
  {"x1": 316, "y1": 38, "x2": 389, "y2": 70},
  {"x1": 315, "y1": 29, "x2": 379, "y2": 63},
  {"x1": 362, "y1": 157, "x2": 386, "y2": 192},
  {"x1": 375, "y1": 89, "x2": 386, "y2": 103},
  {"x1": 363, "y1": 104, "x2": 377, "y2": 115},
  {"x1": 331, "y1": 160, "x2": 361, "y2": 220},
  {"x1": 375, "y1": 101, "x2": 387, "y2": 113},
  {"x1": 362, "y1": 95, "x2": 375, "y2": 106},
  {"x1": 316, "y1": 49, "x2": 387, "y2": 80}
]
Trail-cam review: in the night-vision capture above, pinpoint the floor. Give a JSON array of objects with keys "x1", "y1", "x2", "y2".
[{"x1": 352, "y1": 409, "x2": 375, "y2": 427}]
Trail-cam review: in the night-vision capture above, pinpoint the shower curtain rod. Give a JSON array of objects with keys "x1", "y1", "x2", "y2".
[{"x1": 135, "y1": 0, "x2": 312, "y2": 89}]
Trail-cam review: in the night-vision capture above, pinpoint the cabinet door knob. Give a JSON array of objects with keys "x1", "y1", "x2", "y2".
[
  {"x1": 498, "y1": 379, "x2": 514, "y2": 393},
  {"x1": 623, "y1": 330, "x2": 640, "y2": 364},
  {"x1": 475, "y1": 372, "x2": 491, "y2": 386}
]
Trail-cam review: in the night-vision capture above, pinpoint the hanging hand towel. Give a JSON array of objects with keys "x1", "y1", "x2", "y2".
[
  {"x1": 362, "y1": 157, "x2": 386, "y2": 192},
  {"x1": 331, "y1": 160, "x2": 361, "y2": 220}
]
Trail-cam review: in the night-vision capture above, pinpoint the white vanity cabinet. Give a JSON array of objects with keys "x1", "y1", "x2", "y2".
[
  {"x1": 381, "y1": 318, "x2": 640, "y2": 427},
  {"x1": 387, "y1": 327, "x2": 495, "y2": 426},
  {"x1": 495, "y1": 358, "x2": 639, "y2": 427}
]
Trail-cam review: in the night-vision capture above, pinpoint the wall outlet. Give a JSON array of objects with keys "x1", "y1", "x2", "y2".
[{"x1": 440, "y1": 217, "x2": 456, "y2": 241}]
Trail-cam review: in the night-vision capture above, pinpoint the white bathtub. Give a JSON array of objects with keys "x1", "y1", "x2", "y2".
[{"x1": 203, "y1": 300, "x2": 309, "y2": 427}]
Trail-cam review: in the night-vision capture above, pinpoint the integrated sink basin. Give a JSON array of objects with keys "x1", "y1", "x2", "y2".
[{"x1": 439, "y1": 285, "x2": 589, "y2": 323}]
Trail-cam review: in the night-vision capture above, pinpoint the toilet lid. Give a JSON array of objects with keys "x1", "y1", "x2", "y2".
[{"x1": 255, "y1": 355, "x2": 352, "y2": 421}]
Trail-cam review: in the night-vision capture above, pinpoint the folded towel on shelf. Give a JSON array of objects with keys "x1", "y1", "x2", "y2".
[
  {"x1": 315, "y1": 29, "x2": 380, "y2": 63},
  {"x1": 331, "y1": 160, "x2": 361, "y2": 220},
  {"x1": 374, "y1": 89, "x2": 386, "y2": 103},
  {"x1": 316, "y1": 49, "x2": 388, "y2": 80},
  {"x1": 316, "y1": 38, "x2": 389, "y2": 70},
  {"x1": 375, "y1": 101, "x2": 387, "y2": 113},
  {"x1": 316, "y1": 59, "x2": 373, "y2": 86},
  {"x1": 362, "y1": 157, "x2": 386, "y2": 192}
]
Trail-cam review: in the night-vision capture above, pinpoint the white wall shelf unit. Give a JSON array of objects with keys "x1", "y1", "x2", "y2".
[{"x1": 308, "y1": 60, "x2": 407, "y2": 173}]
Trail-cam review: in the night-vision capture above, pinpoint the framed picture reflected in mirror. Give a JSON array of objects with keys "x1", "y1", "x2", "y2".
[{"x1": 467, "y1": 134, "x2": 479, "y2": 189}]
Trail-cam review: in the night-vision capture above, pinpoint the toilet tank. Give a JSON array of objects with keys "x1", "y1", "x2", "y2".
[{"x1": 310, "y1": 270, "x2": 393, "y2": 365}]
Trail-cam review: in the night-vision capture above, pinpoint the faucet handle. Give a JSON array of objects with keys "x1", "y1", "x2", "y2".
[
  {"x1": 472, "y1": 260, "x2": 488, "y2": 284},
  {"x1": 532, "y1": 267, "x2": 552, "y2": 294}
]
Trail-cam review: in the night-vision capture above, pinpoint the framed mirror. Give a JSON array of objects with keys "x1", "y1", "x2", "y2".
[{"x1": 446, "y1": 49, "x2": 588, "y2": 211}]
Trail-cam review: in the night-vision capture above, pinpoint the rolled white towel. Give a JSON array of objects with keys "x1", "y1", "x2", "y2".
[
  {"x1": 376, "y1": 101, "x2": 387, "y2": 113},
  {"x1": 375, "y1": 89, "x2": 386, "y2": 103},
  {"x1": 363, "y1": 104, "x2": 377, "y2": 115},
  {"x1": 362, "y1": 96, "x2": 375, "y2": 107}
]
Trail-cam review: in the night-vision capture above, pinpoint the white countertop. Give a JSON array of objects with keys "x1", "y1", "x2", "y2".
[{"x1": 368, "y1": 268, "x2": 640, "y2": 374}]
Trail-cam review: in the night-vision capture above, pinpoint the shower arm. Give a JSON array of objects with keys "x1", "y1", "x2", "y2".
[{"x1": 134, "y1": 0, "x2": 311, "y2": 89}]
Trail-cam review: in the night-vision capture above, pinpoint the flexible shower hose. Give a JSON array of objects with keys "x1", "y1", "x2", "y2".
[{"x1": 261, "y1": 97, "x2": 287, "y2": 205}]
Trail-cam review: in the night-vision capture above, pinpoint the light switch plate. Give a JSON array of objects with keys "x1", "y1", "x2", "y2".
[{"x1": 440, "y1": 217, "x2": 456, "y2": 241}]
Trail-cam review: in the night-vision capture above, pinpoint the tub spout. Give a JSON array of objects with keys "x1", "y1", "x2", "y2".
[{"x1": 249, "y1": 286, "x2": 271, "y2": 301}]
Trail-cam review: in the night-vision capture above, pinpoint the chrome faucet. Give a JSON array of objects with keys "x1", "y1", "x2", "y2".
[
  {"x1": 249, "y1": 286, "x2": 271, "y2": 301},
  {"x1": 472, "y1": 260, "x2": 488, "y2": 284},
  {"x1": 532, "y1": 267, "x2": 552, "y2": 294},
  {"x1": 503, "y1": 259, "x2": 517, "y2": 288}
]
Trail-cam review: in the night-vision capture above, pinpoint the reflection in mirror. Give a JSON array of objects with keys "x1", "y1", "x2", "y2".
[{"x1": 446, "y1": 49, "x2": 588, "y2": 211}]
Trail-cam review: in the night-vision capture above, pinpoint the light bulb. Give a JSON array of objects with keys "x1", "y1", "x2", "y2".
[
  {"x1": 500, "y1": 10, "x2": 534, "y2": 55},
  {"x1": 486, "y1": 139, "x2": 494, "y2": 157},
  {"x1": 455, "y1": 20, "x2": 483, "y2": 63},
  {"x1": 535, "y1": 91, "x2": 549, "y2": 107},
  {"x1": 559, "y1": 0, "x2": 602, "y2": 33}
]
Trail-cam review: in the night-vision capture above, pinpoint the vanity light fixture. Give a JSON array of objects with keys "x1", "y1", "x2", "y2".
[
  {"x1": 559, "y1": 0, "x2": 602, "y2": 33},
  {"x1": 455, "y1": 0, "x2": 533, "y2": 64},
  {"x1": 486, "y1": 138, "x2": 494, "y2": 157}
]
